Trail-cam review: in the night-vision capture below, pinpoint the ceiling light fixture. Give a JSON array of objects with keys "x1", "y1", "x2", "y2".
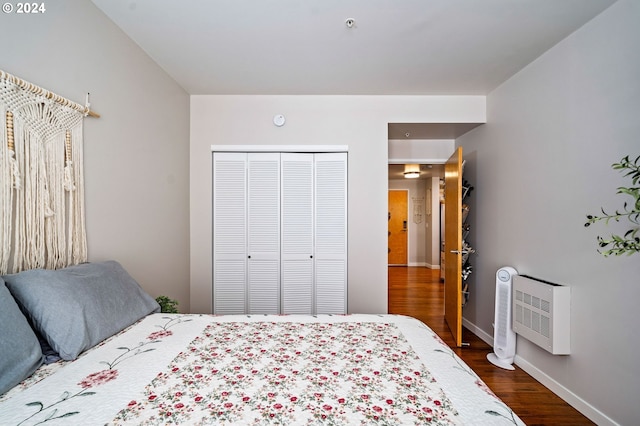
[{"x1": 404, "y1": 164, "x2": 420, "y2": 179}]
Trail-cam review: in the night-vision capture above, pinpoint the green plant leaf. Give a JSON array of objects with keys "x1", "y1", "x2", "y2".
[
  {"x1": 586, "y1": 154, "x2": 640, "y2": 257},
  {"x1": 155, "y1": 296, "x2": 179, "y2": 313}
]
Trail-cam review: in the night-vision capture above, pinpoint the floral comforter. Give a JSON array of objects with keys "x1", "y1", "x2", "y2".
[{"x1": 0, "y1": 314, "x2": 524, "y2": 425}]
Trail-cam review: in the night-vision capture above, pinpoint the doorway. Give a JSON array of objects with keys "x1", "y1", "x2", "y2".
[{"x1": 388, "y1": 164, "x2": 443, "y2": 268}]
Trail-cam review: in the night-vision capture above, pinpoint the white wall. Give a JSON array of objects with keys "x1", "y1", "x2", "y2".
[
  {"x1": 457, "y1": 1, "x2": 639, "y2": 424},
  {"x1": 0, "y1": 1, "x2": 191, "y2": 310},
  {"x1": 388, "y1": 139, "x2": 454, "y2": 163},
  {"x1": 190, "y1": 95, "x2": 485, "y2": 313}
]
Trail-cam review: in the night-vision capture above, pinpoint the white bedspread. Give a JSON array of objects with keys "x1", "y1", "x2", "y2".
[{"x1": 0, "y1": 314, "x2": 524, "y2": 425}]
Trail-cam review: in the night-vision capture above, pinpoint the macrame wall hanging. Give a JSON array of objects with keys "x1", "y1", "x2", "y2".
[{"x1": 0, "y1": 70, "x2": 99, "y2": 275}]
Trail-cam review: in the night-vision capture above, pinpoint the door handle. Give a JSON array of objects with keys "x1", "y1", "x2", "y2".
[{"x1": 450, "y1": 249, "x2": 475, "y2": 255}]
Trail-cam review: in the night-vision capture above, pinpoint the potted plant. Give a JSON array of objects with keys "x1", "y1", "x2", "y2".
[{"x1": 155, "y1": 295, "x2": 179, "y2": 313}]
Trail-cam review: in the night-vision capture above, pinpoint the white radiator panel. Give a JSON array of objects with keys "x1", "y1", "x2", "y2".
[{"x1": 512, "y1": 275, "x2": 571, "y2": 355}]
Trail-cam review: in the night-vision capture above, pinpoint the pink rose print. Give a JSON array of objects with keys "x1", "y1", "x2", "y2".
[
  {"x1": 78, "y1": 369, "x2": 119, "y2": 388},
  {"x1": 147, "y1": 330, "x2": 173, "y2": 340},
  {"x1": 107, "y1": 320, "x2": 463, "y2": 425}
]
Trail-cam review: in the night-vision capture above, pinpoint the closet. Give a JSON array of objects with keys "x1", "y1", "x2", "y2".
[{"x1": 212, "y1": 151, "x2": 347, "y2": 315}]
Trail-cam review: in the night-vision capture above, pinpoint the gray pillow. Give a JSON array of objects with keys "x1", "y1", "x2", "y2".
[
  {"x1": 0, "y1": 278, "x2": 43, "y2": 395},
  {"x1": 3, "y1": 261, "x2": 160, "y2": 361}
]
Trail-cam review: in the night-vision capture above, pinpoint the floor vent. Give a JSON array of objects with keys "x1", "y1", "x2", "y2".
[{"x1": 512, "y1": 274, "x2": 570, "y2": 355}]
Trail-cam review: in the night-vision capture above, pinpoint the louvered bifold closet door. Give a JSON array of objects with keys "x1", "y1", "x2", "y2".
[
  {"x1": 212, "y1": 152, "x2": 247, "y2": 314},
  {"x1": 314, "y1": 153, "x2": 347, "y2": 314},
  {"x1": 247, "y1": 153, "x2": 281, "y2": 314},
  {"x1": 281, "y1": 153, "x2": 314, "y2": 314}
]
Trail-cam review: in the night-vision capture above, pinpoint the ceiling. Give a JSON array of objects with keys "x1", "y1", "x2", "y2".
[
  {"x1": 387, "y1": 122, "x2": 483, "y2": 140},
  {"x1": 92, "y1": 0, "x2": 614, "y2": 96},
  {"x1": 91, "y1": 0, "x2": 615, "y2": 154}
]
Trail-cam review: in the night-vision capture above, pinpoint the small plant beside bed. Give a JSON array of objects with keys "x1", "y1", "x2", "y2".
[{"x1": 155, "y1": 295, "x2": 179, "y2": 313}]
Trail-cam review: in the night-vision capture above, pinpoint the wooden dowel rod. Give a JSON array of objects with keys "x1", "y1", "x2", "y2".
[{"x1": 1, "y1": 69, "x2": 100, "y2": 118}]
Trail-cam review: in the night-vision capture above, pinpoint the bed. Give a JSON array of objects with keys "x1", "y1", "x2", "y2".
[{"x1": 0, "y1": 261, "x2": 524, "y2": 425}]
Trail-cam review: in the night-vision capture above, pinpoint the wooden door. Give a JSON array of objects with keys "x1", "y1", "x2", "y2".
[
  {"x1": 388, "y1": 190, "x2": 408, "y2": 265},
  {"x1": 444, "y1": 147, "x2": 463, "y2": 347}
]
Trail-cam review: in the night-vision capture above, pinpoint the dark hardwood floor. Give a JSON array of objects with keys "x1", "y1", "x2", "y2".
[{"x1": 388, "y1": 266, "x2": 594, "y2": 426}]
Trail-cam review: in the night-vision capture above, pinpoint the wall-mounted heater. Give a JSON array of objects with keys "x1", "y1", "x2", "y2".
[
  {"x1": 487, "y1": 266, "x2": 518, "y2": 370},
  {"x1": 512, "y1": 275, "x2": 571, "y2": 355}
]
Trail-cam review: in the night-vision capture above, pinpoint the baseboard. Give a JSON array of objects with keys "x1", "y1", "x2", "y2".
[
  {"x1": 462, "y1": 317, "x2": 493, "y2": 346},
  {"x1": 406, "y1": 262, "x2": 440, "y2": 269},
  {"x1": 462, "y1": 318, "x2": 619, "y2": 426},
  {"x1": 513, "y1": 356, "x2": 618, "y2": 426}
]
